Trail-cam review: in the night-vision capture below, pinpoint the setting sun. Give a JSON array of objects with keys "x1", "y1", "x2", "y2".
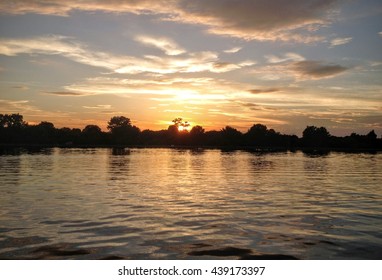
[{"x1": 178, "y1": 124, "x2": 192, "y2": 132}]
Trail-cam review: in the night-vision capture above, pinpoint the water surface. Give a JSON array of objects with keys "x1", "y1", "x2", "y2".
[{"x1": 0, "y1": 148, "x2": 381, "y2": 259}]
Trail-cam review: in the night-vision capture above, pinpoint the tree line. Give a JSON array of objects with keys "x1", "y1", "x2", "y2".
[{"x1": 0, "y1": 113, "x2": 381, "y2": 150}]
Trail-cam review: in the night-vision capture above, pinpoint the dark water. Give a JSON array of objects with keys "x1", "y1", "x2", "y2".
[{"x1": 0, "y1": 148, "x2": 381, "y2": 259}]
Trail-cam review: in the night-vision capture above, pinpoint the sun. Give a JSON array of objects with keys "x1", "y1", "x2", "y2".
[
  {"x1": 178, "y1": 124, "x2": 191, "y2": 132},
  {"x1": 171, "y1": 117, "x2": 192, "y2": 132}
]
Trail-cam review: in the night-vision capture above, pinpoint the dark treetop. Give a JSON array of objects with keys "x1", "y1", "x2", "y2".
[{"x1": 0, "y1": 114, "x2": 381, "y2": 151}]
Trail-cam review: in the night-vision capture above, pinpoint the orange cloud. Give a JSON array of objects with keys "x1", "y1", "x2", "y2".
[{"x1": 135, "y1": 35, "x2": 186, "y2": 56}]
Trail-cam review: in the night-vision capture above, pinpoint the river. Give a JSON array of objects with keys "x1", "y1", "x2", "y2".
[{"x1": 0, "y1": 148, "x2": 381, "y2": 259}]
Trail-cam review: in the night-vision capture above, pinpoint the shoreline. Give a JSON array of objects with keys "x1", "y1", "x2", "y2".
[{"x1": 1, "y1": 143, "x2": 381, "y2": 153}]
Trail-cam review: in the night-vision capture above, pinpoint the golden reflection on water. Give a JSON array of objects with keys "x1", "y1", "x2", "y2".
[{"x1": 0, "y1": 148, "x2": 382, "y2": 259}]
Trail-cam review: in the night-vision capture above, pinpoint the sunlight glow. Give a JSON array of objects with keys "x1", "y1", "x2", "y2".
[{"x1": 178, "y1": 124, "x2": 192, "y2": 132}]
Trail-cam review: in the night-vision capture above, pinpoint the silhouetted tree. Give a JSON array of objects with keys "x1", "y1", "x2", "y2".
[
  {"x1": 190, "y1": 125, "x2": 205, "y2": 135},
  {"x1": 165, "y1": 118, "x2": 191, "y2": 145},
  {"x1": 220, "y1": 126, "x2": 243, "y2": 146},
  {"x1": 35, "y1": 121, "x2": 56, "y2": 144},
  {"x1": 367, "y1": 130, "x2": 377, "y2": 140},
  {"x1": 57, "y1": 127, "x2": 77, "y2": 145},
  {"x1": 171, "y1": 117, "x2": 190, "y2": 131},
  {"x1": 189, "y1": 125, "x2": 205, "y2": 145},
  {"x1": 302, "y1": 126, "x2": 331, "y2": 148},
  {"x1": 37, "y1": 121, "x2": 55, "y2": 130},
  {"x1": 167, "y1": 124, "x2": 178, "y2": 135},
  {"x1": 365, "y1": 130, "x2": 378, "y2": 148},
  {"x1": 0, "y1": 112, "x2": 381, "y2": 150},
  {"x1": 0, "y1": 113, "x2": 28, "y2": 143},
  {"x1": 248, "y1": 123, "x2": 267, "y2": 136},
  {"x1": 204, "y1": 130, "x2": 221, "y2": 146},
  {"x1": 107, "y1": 116, "x2": 140, "y2": 145},
  {"x1": 71, "y1": 128, "x2": 82, "y2": 143},
  {"x1": 81, "y1": 125, "x2": 104, "y2": 144},
  {"x1": 245, "y1": 124, "x2": 268, "y2": 146},
  {"x1": 0, "y1": 113, "x2": 26, "y2": 128},
  {"x1": 244, "y1": 123, "x2": 293, "y2": 148},
  {"x1": 83, "y1": 125, "x2": 101, "y2": 134},
  {"x1": 139, "y1": 129, "x2": 156, "y2": 145},
  {"x1": 107, "y1": 116, "x2": 131, "y2": 132}
]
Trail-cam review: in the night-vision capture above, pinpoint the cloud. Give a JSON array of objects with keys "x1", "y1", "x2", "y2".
[
  {"x1": 211, "y1": 60, "x2": 255, "y2": 73},
  {"x1": 0, "y1": 35, "x2": 72, "y2": 56},
  {"x1": 63, "y1": 76, "x2": 252, "y2": 101},
  {"x1": 135, "y1": 35, "x2": 186, "y2": 56},
  {"x1": 0, "y1": 99, "x2": 40, "y2": 113},
  {"x1": 0, "y1": 0, "x2": 341, "y2": 42},
  {"x1": 0, "y1": 36, "x2": 249, "y2": 75},
  {"x1": 0, "y1": 35, "x2": 123, "y2": 70},
  {"x1": 116, "y1": 51, "x2": 219, "y2": 74},
  {"x1": 174, "y1": 0, "x2": 339, "y2": 42},
  {"x1": 12, "y1": 86, "x2": 29, "y2": 90},
  {"x1": 224, "y1": 47, "x2": 242, "y2": 53},
  {"x1": 212, "y1": 62, "x2": 241, "y2": 72},
  {"x1": 254, "y1": 55, "x2": 350, "y2": 81},
  {"x1": 266, "y1": 52, "x2": 305, "y2": 63},
  {"x1": 330, "y1": 37, "x2": 352, "y2": 47},
  {"x1": 291, "y1": 60, "x2": 349, "y2": 79},
  {"x1": 44, "y1": 91, "x2": 89, "y2": 96},
  {"x1": 82, "y1": 105, "x2": 112, "y2": 110},
  {"x1": 357, "y1": 115, "x2": 382, "y2": 127},
  {"x1": 248, "y1": 88, "x2": 280, "y2": 94},
  {"x1": 0, "y1": 0, "x2": 172, "y2": 16},
  {"x1": 379, "y1": 32, "x2": 382, "y2": 37}
]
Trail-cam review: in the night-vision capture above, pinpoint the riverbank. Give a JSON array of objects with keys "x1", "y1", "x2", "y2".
[{"x1": 1, "y1": 143, "x2": 381, "y2": 153}]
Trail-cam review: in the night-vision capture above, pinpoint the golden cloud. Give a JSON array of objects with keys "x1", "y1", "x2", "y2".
[
  {"x1": 0, "y1": 36, "x2": 250, "y2": 75},
  {"x1": 135, "y1": 35, "x2": 186, "y2": 56}
]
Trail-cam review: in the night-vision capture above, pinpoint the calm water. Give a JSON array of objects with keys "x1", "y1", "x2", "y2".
[{"x1": 0, "y1": 148, "x2": 381, "y2": 259}]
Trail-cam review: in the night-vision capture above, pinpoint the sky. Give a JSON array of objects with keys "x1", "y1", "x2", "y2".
[{"x1": 0, "y1": 0, "x2": 381, "y2": 136}]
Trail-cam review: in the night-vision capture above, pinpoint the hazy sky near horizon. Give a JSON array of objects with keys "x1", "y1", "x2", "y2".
[{"x1": 0, "y1": 0, "x2": 381, "y2": 136}]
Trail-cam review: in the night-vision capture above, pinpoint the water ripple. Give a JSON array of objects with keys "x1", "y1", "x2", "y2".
[{"x1": 0, "y1": 149, "x2": 381, "y2": 259}]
